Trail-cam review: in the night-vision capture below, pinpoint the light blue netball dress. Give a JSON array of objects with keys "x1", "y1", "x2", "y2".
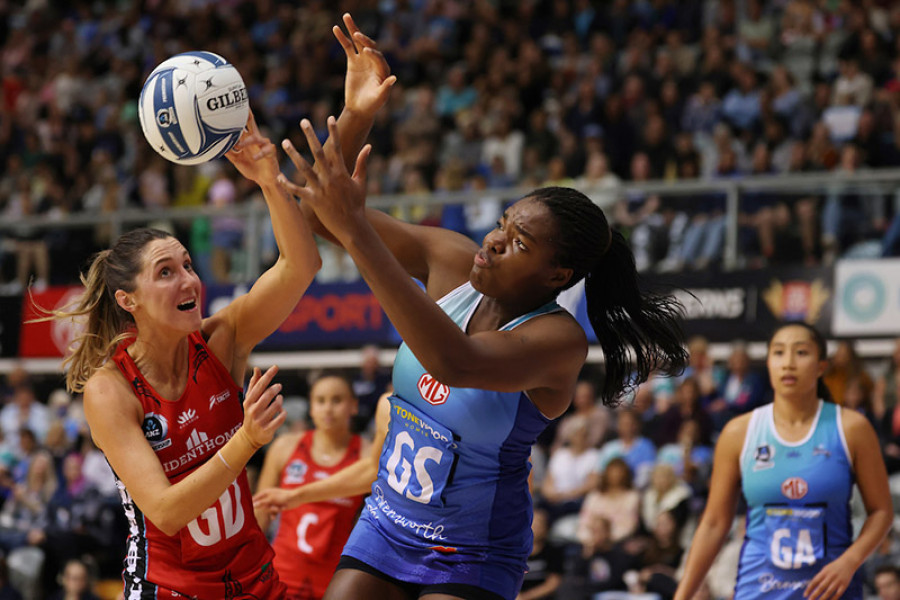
[
  {"x1": 340, "y1": 281, "x2": 564, "y2": 599},
  {"x1": 736, "y1": 400, "x2": 862, "y2": 599}
]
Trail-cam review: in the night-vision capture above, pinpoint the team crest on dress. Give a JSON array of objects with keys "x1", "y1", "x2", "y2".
[
  {"x1": 781, "y1": 477, "x2": 809, "y2": 499},
  {"x1": 417, "y1": 373, "x2": 450, "y2": 406},
  {"x1": 753, "y1": 444, "x2": 774, "y2": 471},
  {"x1": 284, "y1": 459, "x2": 308, "y2": 485},
  {"x1": 812, "y1": 443, "x2": 831, "y2": 457},
  {"x1": 142, "y1": 413, "x2": 172, "y2": 451}
]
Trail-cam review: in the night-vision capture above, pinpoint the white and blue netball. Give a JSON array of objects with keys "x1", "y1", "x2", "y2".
[{"x1": 138, "y1": 51, "x2": 249, "y2": 165}]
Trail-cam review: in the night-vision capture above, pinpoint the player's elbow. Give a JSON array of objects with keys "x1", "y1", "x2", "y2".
[
  {"x1": 696, "y1": 512, "x2": 733, "y2": 543},
  {"x1": 144, "y1": 502, "x2": 191, "y2": 537},
  {"x1": 286, "y1": 251, "x2": 323, "y2": 286},
  {"x1": 150, "y1": 513, "x2": 183, "y2": 537}
]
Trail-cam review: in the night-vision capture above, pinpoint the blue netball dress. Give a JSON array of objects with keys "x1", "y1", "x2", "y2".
[
  {"x1": 341, "y1": 282, "x2": 563, "y2": 599},
  {"x1": 735, "y1": 400, "x2": 862, "y2": 599}
]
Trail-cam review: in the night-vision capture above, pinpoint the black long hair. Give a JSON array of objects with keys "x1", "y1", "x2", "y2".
[
  {"x1": 527, "y1": 187, "x2": 688, "y2": 405},
  {"x1": 767, "y1": 321, "x2": 835, "y2": 403}
]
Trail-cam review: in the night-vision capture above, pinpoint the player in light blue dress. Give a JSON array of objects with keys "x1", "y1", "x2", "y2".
[
  {"x1": 676, "y1": 323, "x2": 893, "y2": 600},
  {"x1": 276, "y1": 109, "x2": 689, "y2": 598}
]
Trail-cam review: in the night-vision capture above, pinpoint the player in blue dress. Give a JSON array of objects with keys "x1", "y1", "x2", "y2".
[
  {"x1": 273, "y1": 69, "x2": 689, "y2": 600},
  {"x1": 675, "y1": 323, "x2": 893, "y2": 600}
]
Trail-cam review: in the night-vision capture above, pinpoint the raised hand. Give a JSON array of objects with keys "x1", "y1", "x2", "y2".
[
  {"x1": 225, "y1": 110, "x2": 280, "y2": 188},
  {"x1": 336, "y1": 13, "x2": 396, "y2": 119},
  {"x1": 240, "y1": 365, "x2": 286, "y2": 449},
  {"x1": 277, "y1": 116, "x2": 370, "y2": 242}
]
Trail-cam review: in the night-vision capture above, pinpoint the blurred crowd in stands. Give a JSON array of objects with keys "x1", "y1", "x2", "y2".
[
  {"x1": 4, "y1": 1, "x2": 900, "y2": 598},
  {"x1": 4, "y1": 1, "x2": 900, "y2": 288},
  {"x1": 2, "y1": 334, "x2": 900, "y2": 598}
]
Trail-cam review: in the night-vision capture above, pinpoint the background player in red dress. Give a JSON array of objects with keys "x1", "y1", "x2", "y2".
[{"x1": 255, "y1": 374, "x2": 367, "y2": 599}]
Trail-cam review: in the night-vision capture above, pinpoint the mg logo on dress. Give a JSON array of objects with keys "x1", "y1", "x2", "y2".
[
  {"x1": 417, "y1": 374, "x2": 450, "y2": 406},
  {"x1": 781, "y1": 477, "x2": 808, "y2": 500}
]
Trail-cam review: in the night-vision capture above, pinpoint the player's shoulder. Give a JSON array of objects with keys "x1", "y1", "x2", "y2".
[
  {"x1": 718, "y1": 411, "x2": 754, "y2": 449},
  {"x1": 838, "y1": 406, "x2": 876, "y2": 439},
  {"x1": 83, "y1": 363, "x2": 143, "y2": 427},
  {"x1": 84, "y1": 362, "x2": 132, "y2": 401},
  {"x1": 270, "y1": 431, "x2": 304, "y2": 454}
]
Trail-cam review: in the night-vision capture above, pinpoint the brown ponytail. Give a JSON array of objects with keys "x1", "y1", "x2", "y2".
[{"x1": 36, "y1": 228, "x2": 173, "y2": 393}]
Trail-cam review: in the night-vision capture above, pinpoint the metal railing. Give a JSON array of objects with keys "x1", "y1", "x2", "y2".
[{"x1": 3, "y1": 168, "x2": 900, "y2": 282}]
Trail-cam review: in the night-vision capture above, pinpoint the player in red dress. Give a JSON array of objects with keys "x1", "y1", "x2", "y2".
[
  {"x1": 256, "y1": 374, "x2": 367, "y2": 599},
  {"x1": 60, "y1": 109, "x2": 313, "y2": 599}
]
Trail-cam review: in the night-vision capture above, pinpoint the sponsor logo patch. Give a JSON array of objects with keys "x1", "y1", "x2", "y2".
[
  {"x1": 781, "y1": 477, "x2": 809, "y2": 500},
  {"x1": 142, "y1": 413, "x2": 171, "y2": 451},
  {"x1": 753, "y1": 444, "x2": 775, "y2": 471},
  {"x1": 417, "y1": 373, "x2": 450, "y2": 406}
]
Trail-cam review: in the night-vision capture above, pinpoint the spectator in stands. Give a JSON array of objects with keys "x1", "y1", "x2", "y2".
[
  {"x1": 738, "y1": 0, "x2": 775, "y2": 64},
  {"x1": 575, "y1": 151, "x2": 621, "y2": 210},
  {"x1": 77, "y1": 438, "x2": 115, "y2": 501},
  {"x1": 436, "y1": 64, "x2": 477, "y2": 120},
  {"x1": 874, "y1": 337, "x2": 900, "y2": 424},
  {"x1": 0, "y1": 555, "x2": 21, "y2": 600},
  {"x1": 824, "y1": 340, "x2": 875, "y2": 407},
  {"x1": 657, "y1": 419, "x2": 714, "y2": 490},
  {"x1": 37, "y1": 453, "x2": 112, "y2": 598},
  {"x1": 2, "y1": 171, "x2": 51, "y2": 294},
  {"x1": 615, "y1": 154, "x2": 666, "y2": 272},
  {"x1": 708, "y1": 342, "x2": 766, "y2": 427},
  {"x1": 769, "y1": 66, "x2": 804, "y2": 130},
  {"x1": 681, "y1": 516, "x2": 745, "y2": 600},
  {"x1": 480, "y1": 113, "x2": 524, "y2": 181},
  {"x1": 722, "y1": 63, "x2": 762, "y2": 133},
  {"x1": 557, "y1": 514, "x2": 633, "y2": 598},
  {"x1": 47, "y1": 558, "x2": 99, "y2": 600},
  {"x1": 640, "y1": 463, "x2": 692, "y2": 535},
  {"x1": 11, "y1": 430, "x2": 40, "y2": 486},
  {"x1": 578, "y1": 457, "x2": 640, "y2": 544},
  {"x1": 844, "y1": 376, "x2": 880, "y2": 433},
  {"x1": 680, "y1": 336, "x2": 726, "y2": 398},
  {"x1": 874, "y1": 564, "x2": 900, "y2": 600},
  {"x1": 0, "y1": 452, "x2": 54, "y2": 597},
  {"x1": 625, "y1": 509, "x2": 684, "y2": 598},
  {"x1": 656, "y1": 377, "x2": 714, "y2": 449},
  {"x1": 207, "y1": 168, "x2": 244, "y2": 284},
  {"x1": 597, "y1": 408, "x2": 657, "y2": 489},
  {"x1": 517, "y1": 508, "x2": 563, "y2": 600},
  {"x1": 350, "y1": 345, "x2": 392, "y2": 434},
  {"x1": 552, "y1": 379, "x2": 610, "y2": 452},
  {"x1": 834, "y1": 57, "x2": 874, "y2": 108},
  {"x1": 0, "y1": 385, "x2": 49, "y2": 450},
  {"x1": 540, "y1": 416, "x2": 600, "y2": 521}
]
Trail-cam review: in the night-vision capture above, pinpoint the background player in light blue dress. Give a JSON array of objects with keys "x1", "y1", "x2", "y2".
[
  {"x1": 675, "y1": 323, "x2": 893, "y2": 600},
  {"x1": 276, "y1": 100, "x2": 689, "y2": 600}
]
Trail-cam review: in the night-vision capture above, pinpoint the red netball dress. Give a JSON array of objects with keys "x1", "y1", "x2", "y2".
[
  {"x1": 112, "y1": 332, "x2": 285, "y2": 599},
  {"x1": 271, "y1": 430, "x2": 364, "y2": 599}
]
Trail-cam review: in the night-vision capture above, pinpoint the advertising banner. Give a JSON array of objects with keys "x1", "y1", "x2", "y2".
[
  {"x1": 204, "y1": 280, "x2": 399, "y2": 350},
  {"x1": 832, "y1": 259, "x2": 900, "y2": 336},
  {"x1": 18, "y1": 286, "x2": 85, "y2": 358},
  {"x1": 15, "y1": 266, "x2": 843, "y2": 359},
  {"x1": 647, "y1": 266, "x2": 834, "y2": 342}
]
